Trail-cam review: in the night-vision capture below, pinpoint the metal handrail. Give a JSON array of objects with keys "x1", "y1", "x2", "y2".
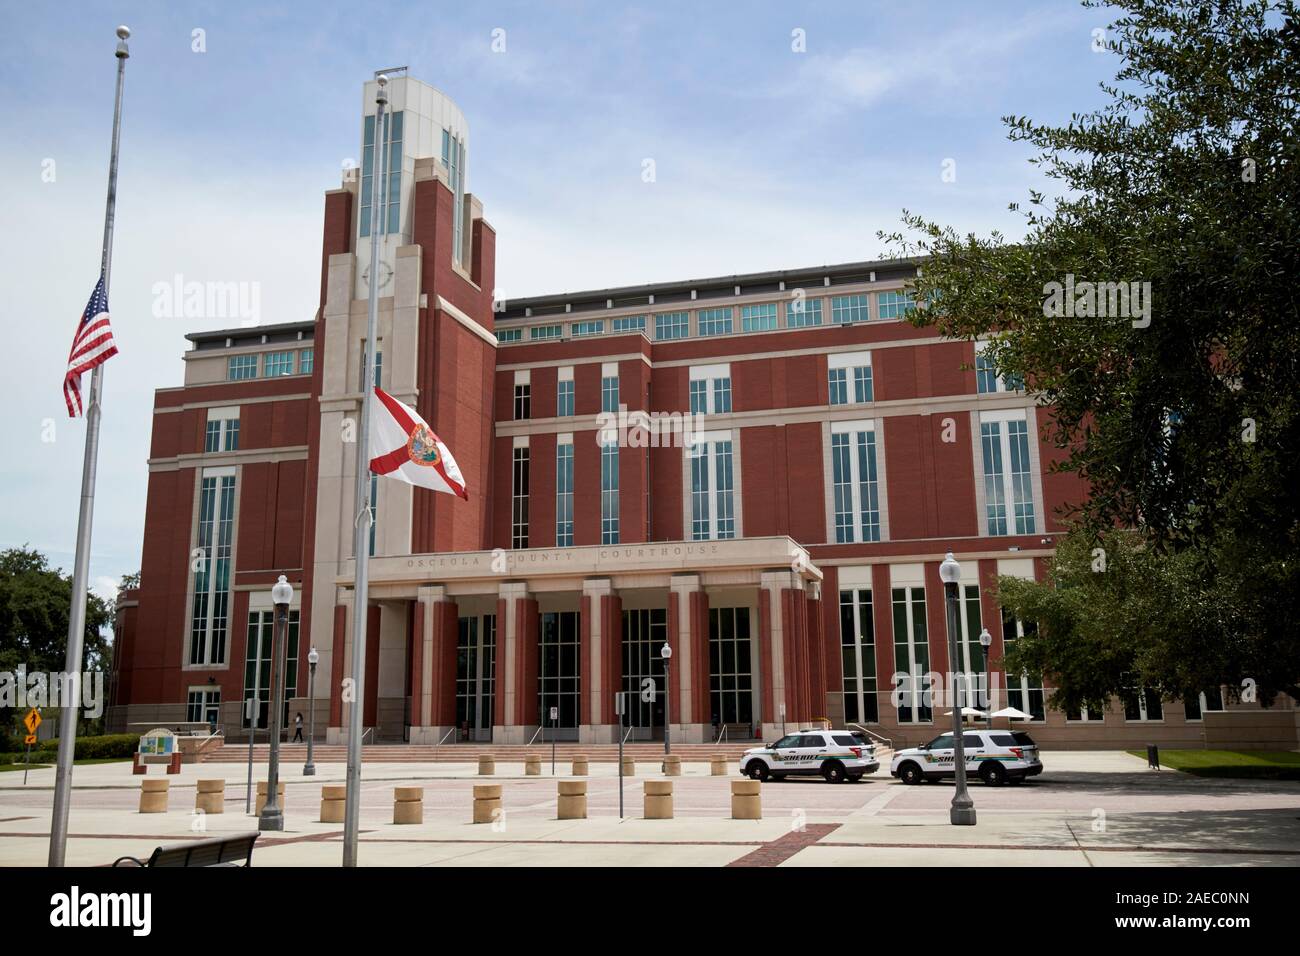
[
  {"x1": 526, "y1": 726, "x2": 544, "y2": 746},
  {"x1": 360, "y1": 727, "x2": 374, "y2": 745},
  {"x1": 715, "y1": 724, "x2": 728, "y2": 745},
  {"x1": 622, "y1": 725, "x2": 633, "y2": 744},
  {"x1": 435, "y1": 727, "x2": 456, "y2": 747},
  {"x1": 849, "y1": 723, "x2": 893, "y2": 751}
]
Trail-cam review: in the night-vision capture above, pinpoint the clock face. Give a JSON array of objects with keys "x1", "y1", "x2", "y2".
[{"x1": 362, "y1": 260, "x2": 394, "y2": 291}]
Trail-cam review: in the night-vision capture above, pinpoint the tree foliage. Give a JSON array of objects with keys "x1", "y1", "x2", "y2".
[{"x1": 882, "y1": 0, "x2": 1300, "y2": 701}]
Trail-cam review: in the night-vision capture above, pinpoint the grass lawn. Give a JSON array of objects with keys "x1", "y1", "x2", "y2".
[
  {"x1": 1128, "y1": 749, "x2": 1300, "y2": 780},
  {"x1": 0, "y1": 757, "x2": 132, "y2": 773}
]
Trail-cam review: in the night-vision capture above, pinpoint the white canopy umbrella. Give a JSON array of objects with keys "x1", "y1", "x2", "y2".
[
  {"x1": 943, "y1": 707, "x2": 988, "y2": 718},
  {"x1": 990, "y1": 707, "x2": 1033, "y2": 720}
]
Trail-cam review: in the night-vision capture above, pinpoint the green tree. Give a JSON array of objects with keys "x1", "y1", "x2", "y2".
[
  {"x1": 882, "y1": 0, "x2": 1300, "y2": 702},
  {"x1": 0, "y1": 546, "x2": 113, "y2": 731}
]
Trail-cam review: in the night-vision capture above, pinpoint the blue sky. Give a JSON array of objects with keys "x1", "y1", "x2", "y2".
[{"x1": 0, "y1": 1, "x2": 1117, "y2": 600}]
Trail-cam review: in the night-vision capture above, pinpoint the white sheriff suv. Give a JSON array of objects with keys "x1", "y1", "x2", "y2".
[
  {"x1": 740, "y1": 729, "x2": 880, "y2": 783},
  {"x1": 890, "y1": 729, "x2": 1043, "y2": 786}
]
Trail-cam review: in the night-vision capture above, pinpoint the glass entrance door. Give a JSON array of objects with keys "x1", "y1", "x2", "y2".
[
  {"x1": 456, "y1": 614, "x2": 496, "y2": 741},
  {"x1": 539, "y1": 611, "x2": 581, "y2": 741},
  {"x1": 621, "y1": 608, "x2": 667, "y2": 741}
]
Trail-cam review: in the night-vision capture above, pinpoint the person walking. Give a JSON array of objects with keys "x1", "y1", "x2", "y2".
[{"x1": 292, "y1": 711, "x2": 304, "y2": 743}]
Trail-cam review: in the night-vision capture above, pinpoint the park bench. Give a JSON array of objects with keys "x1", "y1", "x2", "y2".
[{"x1": 112, "y1": 831, "x2": 258, "y2": 867}]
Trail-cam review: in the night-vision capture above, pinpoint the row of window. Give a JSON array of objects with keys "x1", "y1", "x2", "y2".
[
  {"x1": 496, "y1": 290, "x2": 917, "y2": 345},
  {"x1": 227, "y1": 348, "x2": 313, "y2": 381},
  {"x1": 509, "y1": 347, "x2": 1020, "y2": 422}
]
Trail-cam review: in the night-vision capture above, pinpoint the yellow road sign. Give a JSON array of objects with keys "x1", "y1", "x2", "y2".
[
  {"x1": 23, "y1": 709, "x2": 41, "y2": 735},
  {"x1": 24, "y1": 734, "x2": 36, "y2": 746}
]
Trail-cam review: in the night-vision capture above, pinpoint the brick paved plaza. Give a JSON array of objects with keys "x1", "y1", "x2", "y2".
[{"x1": 4, "y1": 751, "x2": 1298, "y2": 867}]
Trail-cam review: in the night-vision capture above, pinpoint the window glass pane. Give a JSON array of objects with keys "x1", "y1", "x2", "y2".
[{"x1": 697, "y1": 307, "x2": 733, "y2": 336}]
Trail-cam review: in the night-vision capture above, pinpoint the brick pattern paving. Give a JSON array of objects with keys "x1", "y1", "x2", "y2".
[{"x1": 726, "y1": 823, "x2": 841, "y2": 867}]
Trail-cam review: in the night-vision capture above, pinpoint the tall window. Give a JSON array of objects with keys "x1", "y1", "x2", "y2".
[
  {"x1": 828, "y1": 368, "x2": 848, "y2": 405},
  {"x1": 227, "y1": 355, "x2": 257, "y2": 380},
  {"x1": 689, "y1": 367, "x2": 731, "y2": 414},
  {"x1": 1183, "y1": 687, "x2": 1224, "y2": 721},
  {"x1": 557, "y1": 378, "x2": 574, "y2": 417},
  {"x1": 539, "y1": 611, "x2": 581, "y2": 730},
  {"x1": 1123, "y1": 684, "x2": 1163, "y2": 722},
  {"x1": 981, "y1": 414, "x2": 1036, "y2": 535},
  {"x1": 368, "y1": 473, "x2": 378, "y2": 556},
  {"x1": 952, "y1": 584, "x2": 986, "y2": 709},
  {"x1": 1002, "y1": 613, "x2": 1045, "y2": 720},
  {"x1": 892, "y1": 586, "x2": 931, "y2": 723},
  {"x1": 456, "y1": 615, "x2": 496, "y2": 739},
  {"x1": 205, "y1": 417, "x2": 239, "y2": 453},
  {"x1": 741, "y1": 303, "x2": 777, "y2": 332},
  {"x1": 242, "y1": 608, "x2": 299, "y2": 729},
  {"x1": 697, "y1": 307, "x2": 733, "y2": 336},
  {"x1": 555, "y1": 442, "x2": 574, "y2": 546},
  {"x1": 264, "y1": 351, "x2": 295, "y2": 377},
  {"x1": 600, "y1": 442, "x2": 619, "y2": 544},
  {"x1": 876, "y1": 290, "x2": 915, "y2": 319},
  {"x1": 840, "y1": 589, "x2": 878, "y2": 723},
  {"x1": 690, "y1": 438, "x2": 735, "y2": 540},
  {"x1": 709, "y1": 607, "x2": 752, "y2": 725},
  {"x1": 601, "y1": 374, "x2": 619, "y2": 413},
  {"x1": 441, "y1": 126, "x2": 465, "y2": 264},
  {"x1": 829, "y1": 353, "x2": 872, "y2": 404},
  {"x1": 190, "y1": 470, "x2": 235, "y2": 666},
  {"x1": 612, "y1": 315, "x2": 646, "y2": 333},
  {"x1": 831, "y1": 427, "x2": 881, "y2": 543},
  {"x1": 359, "y1": 343, "x2": 382, "y2": 389},
  {"x1": 831, "y1": 294, "x2": 870, "y2": 324},
  {"x1": 514, "y1": 383, "x2": 531, "y2": 420},
  {"x1": 298, "y1": 348, "x2": 314, "y2": 375},
  {"x1": 655, "y1": 311, "x2": 689, "y2": 340},
  {"x1": 512, "y1": 446, "x2": 529, "y2": 548},
  {"x1": 360, "y1": 110, "x2": 403, "y2": 238},
  {"x1": 975, "y1": 342, "x2": 1023, "y2": 393},
  {"x1": 786, "y1": 297, "x2": 823, "y2": 328}
]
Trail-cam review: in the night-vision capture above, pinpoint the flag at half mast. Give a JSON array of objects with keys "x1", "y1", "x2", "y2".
[
  {"x1": 368, "y1": 386, "x2": 468, "y2": 499},
  {"x1": 63, "y1": 275, "x2": 118, "y2": 417}
]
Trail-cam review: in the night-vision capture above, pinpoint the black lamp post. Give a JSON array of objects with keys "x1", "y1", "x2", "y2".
[
  {"x1": 661, "y1": 641, "x2": 672, "y2": 756},
  {"x1": 259, "y1": 574, "x2": 292, "y2": 832},
  {"x1": 940, "y1": 552, "x2": 976, "y2": 826},
  {"x1": 304, "y1": 645, "x2": 319, "y2": 776}
]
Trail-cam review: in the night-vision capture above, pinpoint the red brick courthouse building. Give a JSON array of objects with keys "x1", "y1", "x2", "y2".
[{"x1": 109, "y1": 77, "x2": 1290, "y2": 751}]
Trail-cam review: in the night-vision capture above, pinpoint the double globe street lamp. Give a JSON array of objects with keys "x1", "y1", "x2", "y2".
[{"x1": 939, "y1": 552, "x2": 977, "y2": 826}]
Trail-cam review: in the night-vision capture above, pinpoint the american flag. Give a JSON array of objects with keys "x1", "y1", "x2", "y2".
[{"x1": 64, "y1": 275, "x2": 118, "y2": 417}]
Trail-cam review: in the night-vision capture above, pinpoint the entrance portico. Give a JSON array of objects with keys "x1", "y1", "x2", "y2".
[{"x1": 324, "y1": 536, "x2": 823, "y2": 746}]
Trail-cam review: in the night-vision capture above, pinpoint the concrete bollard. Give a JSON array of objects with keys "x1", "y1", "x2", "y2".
[
  {"x1": 557, "y1": 780, "x2": 587, "y2": 820},
  {"x1": 644, "y1": 780, "x2": 674, "y2": 819},
  {"x1": 731, "y1": 779, "x2": 761, "y2": 820},
  {"x1": 320, "y1": 785, "x2": 346, "y2": 823},
  {"x1": 571, "y1": 756, "x2": 589, "y2": 776},
  {"x1": 255, "y1": 781, "x2": 286, "y2": 817},
  {"x1": 621, "y1": 756, "x2": 636, "y2": 776},
  {"x1": 663, "y1": 754, "x2": 682, "y2": 776},
  {"x1": 711, "y1": 755, "x2": 729, "y2": 776},
  {"x1": 195, "y1": 779, "x2": 225, "y2": 814},
  {"x1": 478, "y1": 754, "x2": 496, "y2": 776},
  {"x1": 139, "y1": 778, "x2": 169, "y2": 814},
  {"x1": 473, "y1": 784, "x2": 503, "y2": 825},
  {"x1": 393, "y1": 786, "x2": 424, "y2": 825},
  {"x1": 525, "y1": 754, "x2": 542, "y2": 776}
]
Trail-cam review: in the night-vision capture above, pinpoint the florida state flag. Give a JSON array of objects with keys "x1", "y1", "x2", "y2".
[{"x1": 368, "y1": 386, "x2": 468, "y2": 500}]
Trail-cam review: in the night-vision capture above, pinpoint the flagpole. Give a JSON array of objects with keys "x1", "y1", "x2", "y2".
[
  {"x1": 48, "y1": 25, "x2": 130, "y2": 868},
  {"x1": 343, "y1": 73, "x2": 389, "y2": 868}
]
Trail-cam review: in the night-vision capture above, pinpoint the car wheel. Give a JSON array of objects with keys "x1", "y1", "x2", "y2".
[
  {"x1": 897, "y1": 762, "x2": 924, "y2": 785},
  {"x1": 747, "y1": 761, "x2": 769, "y2": 782},
  {"x1": 822, "y1": 761, "x2": 847, "y2": 784},
  {"x1": 980, "y1": 761, "x2": 1007, "y2": 787}
]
